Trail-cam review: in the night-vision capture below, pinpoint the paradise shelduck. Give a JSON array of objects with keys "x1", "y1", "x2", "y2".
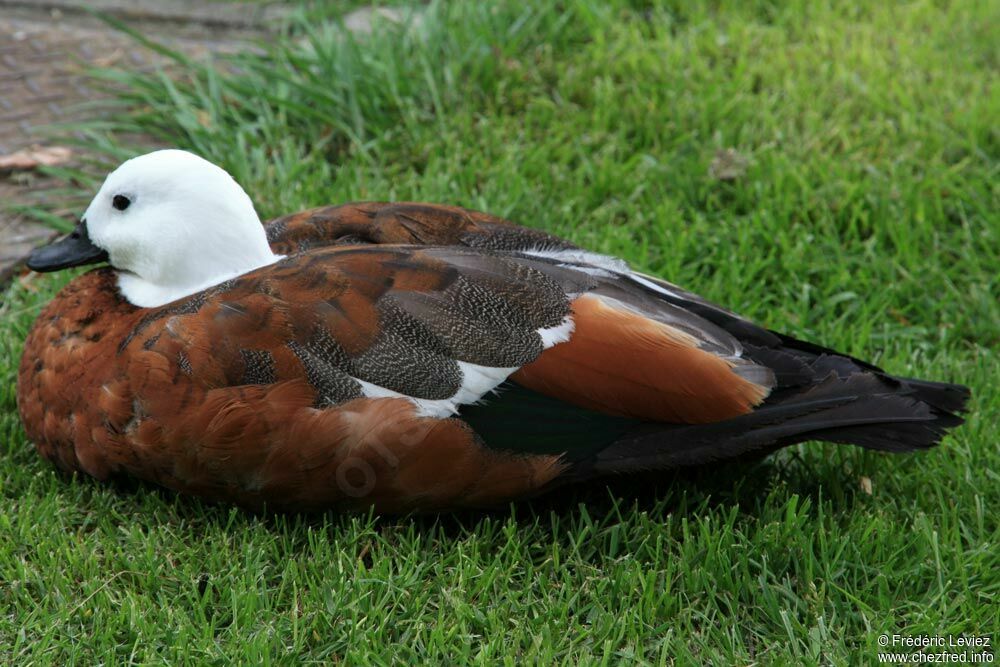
[{"x1": 17, "y1": 150, "x2": 970, "y2": 512}]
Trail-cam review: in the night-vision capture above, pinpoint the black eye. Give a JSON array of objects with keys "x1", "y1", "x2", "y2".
[{"x1": 112, "y1": 195, "x2": 131, "y2": 211}]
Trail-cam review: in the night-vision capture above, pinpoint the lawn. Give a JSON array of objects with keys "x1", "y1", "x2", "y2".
[{"x1": 1, "y1": 0, "x2": 997, "y2": 663}]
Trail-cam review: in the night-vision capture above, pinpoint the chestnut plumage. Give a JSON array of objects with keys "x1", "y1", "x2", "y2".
[{"x1": 16, "y1": 153, "x2": 970, "y2": 512}]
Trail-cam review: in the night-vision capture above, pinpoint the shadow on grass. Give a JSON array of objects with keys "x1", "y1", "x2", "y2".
[{"x1": 79, "y1": 442, "x2": 871, "y2": 538}]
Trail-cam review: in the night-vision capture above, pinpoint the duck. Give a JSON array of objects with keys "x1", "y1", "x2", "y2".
[{"x1": 17, "y1": 149, "x2": 970, "y2": 513}]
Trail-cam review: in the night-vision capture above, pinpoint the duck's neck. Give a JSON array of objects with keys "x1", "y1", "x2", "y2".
[
  {"x1": 113, "y1": 221, "x2": 283, "y2": 308},
  {"x1": 116, "y1": 253, "x2": 280, "y2": 308}
]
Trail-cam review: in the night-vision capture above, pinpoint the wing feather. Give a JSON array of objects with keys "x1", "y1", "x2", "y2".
[{"x1": 130, "y1": 246, "x2": 579, "y2": 418}]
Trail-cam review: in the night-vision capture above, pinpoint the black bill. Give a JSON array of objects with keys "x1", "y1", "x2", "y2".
[{"x1": 26, "y1": 220, "x2": 109, "y2": 272}]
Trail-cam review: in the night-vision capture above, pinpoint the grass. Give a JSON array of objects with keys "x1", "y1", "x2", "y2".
[{"x1": 1, "y1": 0, "x2": 997, "y2": 663}]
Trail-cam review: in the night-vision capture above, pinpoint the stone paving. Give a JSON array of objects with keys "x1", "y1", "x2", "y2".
[{"x1": 0, "y1": 0, "x2": 289, "y2": 286}]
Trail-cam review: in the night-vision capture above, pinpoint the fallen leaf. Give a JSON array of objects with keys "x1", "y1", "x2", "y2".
[
  {"x1": 93, "y1": 48, "x2": 125, "y2": 69},
  {"x1": 17, "y1": 270, "x2": 41, "y2": 293},
  {"x1": 196, "y1": 110, "x2": 212, "y2": 129},
  {"x1": 709, "y1": 147, "x2": 750, "y2": 181},
  {"x1": 888, "y1": 308, "x2": 911, "y2": 326},
  {"x1": 0, "y1": 146, "x2": 73, "y2": 172},
  {"x1": 859, "y1": 476, "x2": 873, "y2": 495}
]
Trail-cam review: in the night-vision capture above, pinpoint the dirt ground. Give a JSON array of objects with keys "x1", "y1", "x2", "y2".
[{"x1": 0, "y1": 0, "x2": 287, "y2": 284}]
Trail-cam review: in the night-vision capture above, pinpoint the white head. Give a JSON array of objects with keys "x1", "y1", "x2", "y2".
[{"x1": 80, "y1": 149, "x2": 280, "y2": 307}]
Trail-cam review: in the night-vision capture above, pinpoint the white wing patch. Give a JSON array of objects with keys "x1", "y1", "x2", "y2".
[
  {"x1": 537, "y1": 315, "x2": 575, "y2": 348},
  {"x1": 355, "y1": 316, "x2": 576, "y2": 418},
  {"x1": 354, "y1": 366, "x2": 514, "y2": 418},
  {"x1": 624, "y1": 272, "x2": 686, "y2": 301},
  {"x1": 523, "y1": 247, "x2": 690, "y2": 302},
  {"x1": 523, "y1": 248, "x2": 630, "y2": 277}
]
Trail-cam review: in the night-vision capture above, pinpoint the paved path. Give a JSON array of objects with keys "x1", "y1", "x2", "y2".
[{"x1": 0, "y1": 0, "x2": 289, "y2": 286}]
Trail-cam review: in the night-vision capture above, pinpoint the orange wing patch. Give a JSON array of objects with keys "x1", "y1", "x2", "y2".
[{"x1": 512, "y1": 294, "x2": 771, "y2": 424}]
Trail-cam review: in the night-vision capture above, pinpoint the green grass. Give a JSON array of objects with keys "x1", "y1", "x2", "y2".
[{"x1": 1, "y1": 0, "x2": 997, "y2": 663}]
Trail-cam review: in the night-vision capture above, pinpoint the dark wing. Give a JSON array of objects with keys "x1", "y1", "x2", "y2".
[
  {"x1": 118, "y1": 244, "x2": 776, "y2": 424},
  {"x1": 121, "y1": 245, "x2": 595, "y2": 415},
  {"x1": 263, "y1": 204, "x2": 970, "y2": 467}
]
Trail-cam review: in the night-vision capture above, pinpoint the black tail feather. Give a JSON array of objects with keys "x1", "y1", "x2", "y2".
[
  {"x1": 891, "y1": 376, "x2": 971, "y2": 415},
  {"x1": 579, "y1": 270, "x2": 971, "y2": 475},
  {"x1": 589, "y1": 371, "x2": 969, "y2": 474}
]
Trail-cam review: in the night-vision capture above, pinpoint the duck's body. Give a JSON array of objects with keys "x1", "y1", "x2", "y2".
[{"x1": 16, "y1": 153, "x2": 969, "y2": 512}]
